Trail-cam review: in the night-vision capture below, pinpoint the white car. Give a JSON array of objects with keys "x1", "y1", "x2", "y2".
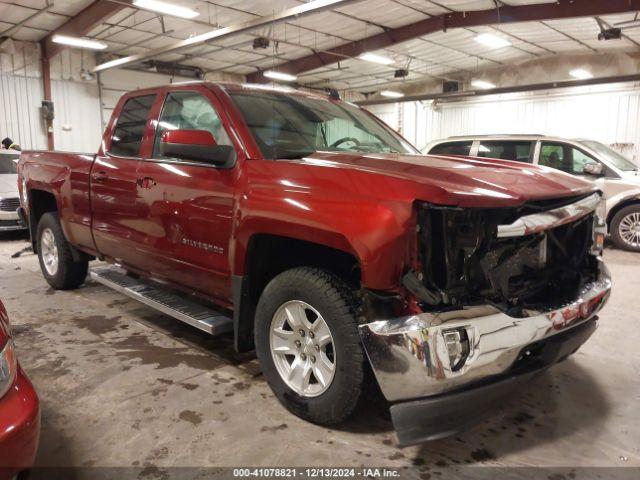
[
  {"x1": 424, "y1": 135, "x2": 640, "y2": 251},
  {"x1": 0, "y1": 150, "x2": 25, "y2": 232}
]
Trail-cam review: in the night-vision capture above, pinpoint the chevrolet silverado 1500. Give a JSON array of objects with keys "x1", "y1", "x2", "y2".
[{"x1": 18, "y1": 82, "x2": 611, "y2": 445}]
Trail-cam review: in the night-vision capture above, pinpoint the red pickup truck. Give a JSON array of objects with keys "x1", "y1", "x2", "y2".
[{"x1": 18, "y1": 82, "x2": 611, "y2": 445}]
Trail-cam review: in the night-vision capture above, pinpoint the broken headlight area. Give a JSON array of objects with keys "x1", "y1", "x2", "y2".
[{"x1": 409, "y1": 195, "x2": 600, "y2": 316}]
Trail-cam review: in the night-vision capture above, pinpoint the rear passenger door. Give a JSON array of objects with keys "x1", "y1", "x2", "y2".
[
  {"x1": 91, "y1": 93, "x2": 158, "y2": 268},
  {"x1": 476, "y1": 140, "x2": 534, "y2": 163}
]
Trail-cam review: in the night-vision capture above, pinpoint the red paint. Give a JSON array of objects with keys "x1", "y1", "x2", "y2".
[
  {"x1": 0, "y1": 301, "x2": 40, "y2": 478},
  {"x1": 18, "y1": 82, "x2": 598, "y2": 302},
  {"x1": 162, "y1": 129, "x2": 217, "y2": 146}
]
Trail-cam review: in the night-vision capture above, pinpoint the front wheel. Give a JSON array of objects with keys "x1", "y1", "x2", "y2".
[
  {"x1": 611, "y1": 205, "x2": 640, "y2": 252},
  {"x1": 254, "y1": 267, "x2": 365, "y2": 425},
  {"x1": 36, "y1": 212, "x2": 88, "y2": 289}
]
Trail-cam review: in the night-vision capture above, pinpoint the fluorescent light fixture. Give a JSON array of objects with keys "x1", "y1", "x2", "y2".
[
  {"x1": 264, "y1": 70, "x2": 297, "y2": 82},
  {"x1": 380, "y1": 90, "x2": 404, "y2": 98},
  {"x1": 570, "y1": 68, "x2": 594, "y2": 80},
  {"x1": 52, "y1": 35, "x2": 107, "y2": 50},
  {"x1": 358, "y1": 52, "x2": 394, "y2": 65},
  {"x1": 474, "y1": 33, "x2": 511, "y2": 49},
  {"x1": 133, "y1": 0, "x2": 199, "y2": 19},
  {"x1": 471, "y1": 79, "x2": 496, "y2": 90}
]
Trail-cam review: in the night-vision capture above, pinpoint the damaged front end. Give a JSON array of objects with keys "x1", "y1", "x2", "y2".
[
  {"x1": 359, "y1": 192, "x2": 610, "y2": 446},
  {"x1": 406, "y1": 192, "x2": 605, "y2": 315}
]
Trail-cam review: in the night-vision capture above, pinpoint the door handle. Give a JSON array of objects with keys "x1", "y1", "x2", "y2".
[
  {"x1": 136, "y1": 177, "x2": 156, "y2": 189},
  {"x1": 92, "y1": 171, "x2": 108, "y2": 182}
]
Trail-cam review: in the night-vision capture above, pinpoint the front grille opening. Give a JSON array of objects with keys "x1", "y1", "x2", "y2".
[{"x1": 418, "y1": 204, "x2": 598, "y2": 315}]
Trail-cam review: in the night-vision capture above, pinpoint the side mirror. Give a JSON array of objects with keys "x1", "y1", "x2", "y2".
[
  {"x1": 583, "y1": 162, "x2": 604, "y2": 176},
  {"x1": 160, "y1": 129, "x2": 235, "y2": 167}
]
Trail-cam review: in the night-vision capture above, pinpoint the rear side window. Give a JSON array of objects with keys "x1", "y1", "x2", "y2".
[
  {"x1": 109, "y1": 94, "x2": 156, "y2": 157},
  {"x1": 477, "y1": 141, "x2": 533, "y2": 162},
  {"x1": 429, "y1": 141, "x2": 472, "y2": 156}
]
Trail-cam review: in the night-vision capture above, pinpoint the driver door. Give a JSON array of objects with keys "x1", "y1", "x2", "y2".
[{"x1": 134, "y1": 87, "x2": 238, "y2": 303}]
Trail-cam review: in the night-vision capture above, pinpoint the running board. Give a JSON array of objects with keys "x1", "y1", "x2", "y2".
[{"x1": 90, "y1": 266, "x2": 233, "y2": 336}]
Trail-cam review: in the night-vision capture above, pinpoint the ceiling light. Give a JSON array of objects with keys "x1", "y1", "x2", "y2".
[
  {"x1": 358, "y1": 52, "x2": 395, "y2": 65},
  {"x1": 52, "y1": 35, "x2": 107, "y2": 50},
  {"x1": 133, "y1": 0, "x2": 199, "y2": 19},
  {"x1": 380, "y1": 90, "x2": 404, "y2": 98},
  {"x1": 264, "y1": 70, "x2": 297, "y2": 82},
  {"x1": 474, "y1": 33, "x2": 511, "y2": 49},
  {"x1": 471, "y1": 79, "x2": 496, "y2": 90},
  {"x1": 570, "y1": 68, "x2": 594, "y2": 80}
]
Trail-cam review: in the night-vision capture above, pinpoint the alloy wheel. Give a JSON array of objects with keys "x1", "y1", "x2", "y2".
[
  {"x1": 619, "y1": 212, "x2": 640, "y2": 248},
  {"x1": 41, "y1": 227, "x2": 59, "y2": 275},
  {"x1": 269, "y1": 300, "x2": 336, "y2": 398}
]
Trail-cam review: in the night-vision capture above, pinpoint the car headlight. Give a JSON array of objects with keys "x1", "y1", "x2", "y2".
[
  {"x1": 0, "y1": 339, "x2": 17, "y2": 399},
  {"x1": 591, "y1": 196, "x2": 606, "y2": 256}
]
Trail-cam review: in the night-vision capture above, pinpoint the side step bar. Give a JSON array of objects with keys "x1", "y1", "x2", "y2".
[{"x1": 90, "y1": 266, "x2": 233, "y2": 336}]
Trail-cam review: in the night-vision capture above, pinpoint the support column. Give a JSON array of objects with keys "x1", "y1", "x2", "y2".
[{"x1": 40, "y1": 43, "x2": 54, "y2": 150}]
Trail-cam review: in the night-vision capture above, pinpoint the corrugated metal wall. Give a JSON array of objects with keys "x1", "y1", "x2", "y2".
[
  {"x1": 50, "y1": 79, "x2": 102, "y2": 152},
  {"x1": 369, "y1": 82, "x2": 640, "y2": 163},
  {"x1": 0, "y1": 73, "x2": 46, "y2": 150}
]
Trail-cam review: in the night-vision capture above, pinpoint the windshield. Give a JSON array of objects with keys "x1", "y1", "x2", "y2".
[
  {"x1": 230, "y1": 91, "x2": 416, "y2": 159},
  {"x1": 581, "y1": 141, "x2": 639, "y2": 172},
  {"x1": 0, "y1": 155, "x2": 18, "y2": 174}
]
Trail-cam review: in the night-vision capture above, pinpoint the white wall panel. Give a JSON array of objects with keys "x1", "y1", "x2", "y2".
[
  {"x1": 51, "y1": 79, "x2": 103, "y2": 153},
  {"x1": 385, "y1": 82, "x2": 640, "y2": 164},
  {"x1": 0, "y1": 73, "x2": 46, "y2": 150}
]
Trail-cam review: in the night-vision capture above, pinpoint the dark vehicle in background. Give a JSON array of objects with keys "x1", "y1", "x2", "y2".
[
  {"x1": 0, "y1": 300, "x2": 40, "y2": 478},
  {"x1": 18, "y1": 82, "x2": 611, "y2": 445},
  {"x1": 425, "y1": 135, "x2": 640, "y2": 251},
  {"x1": 0, "y1": 150, "x2": 26, "y2": 232}
]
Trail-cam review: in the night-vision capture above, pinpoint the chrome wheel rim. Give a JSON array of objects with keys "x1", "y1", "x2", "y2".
[
  {"x1": 41, "y1": 228, "x2": 59, "y2": 275},
  {"x1": 269, "y1": 300, "x2": 336, "y2": 398},
  {"x1": 619, "y1": 212, "x2": 640, "y2": 248}
]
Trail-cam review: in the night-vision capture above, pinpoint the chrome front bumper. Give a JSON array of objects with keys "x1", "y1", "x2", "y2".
[{"x1": 359, "y1": 257, "x2": 611, "y2": 402}]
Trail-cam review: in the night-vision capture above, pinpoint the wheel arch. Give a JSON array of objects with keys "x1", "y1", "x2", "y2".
[
  {"x1": 232, "y1": 233, "x2": 362, "y2": 352},
  {"x1": 607, "y1": 196, "x2": 640, "y2": 230},
  {"x1": 28, "y1": 189, "x2": 59, "y2": 252}
]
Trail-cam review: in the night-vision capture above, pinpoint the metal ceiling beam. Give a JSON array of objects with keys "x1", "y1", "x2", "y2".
[
  {"x1": 92, "y1": 0, "x2": 363, "y2": 73},
  {"x1": 355, "y1": 73, "x2": 640, "y2": 106},
  {"x1": 41, "y1": 0, "x2": 128, "y2": 60},
  {"x1": 247, "y1": 0, "x2": 640, "y2": 83}
]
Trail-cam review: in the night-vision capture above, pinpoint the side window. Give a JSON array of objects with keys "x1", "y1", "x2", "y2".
[
  {"x1": 153, "y1": 91, "x2": 232, "y2": 158},
  {"x1": 429, "y1": 141, "x2": 472, "y2": 156},
  {"x1": 477, "y1": 141, "x2": 533, "y2": 162},
  {"x1": 539, "y1": 142, "x2": 598, "y2": 175},
  {"x1": 109, "y1": 94, "x2": 156, "y2": 157}
]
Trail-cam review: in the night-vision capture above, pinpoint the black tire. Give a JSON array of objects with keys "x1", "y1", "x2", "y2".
[
  {"x1": 610, "y1": 204, "x2": 640, "y2": 252},
  {"x1": 36, "y1": 212, "x2": 88, "y2": 290},
  {"x1": 254, "y1": 267, "x2": 365, "y2": 425}
]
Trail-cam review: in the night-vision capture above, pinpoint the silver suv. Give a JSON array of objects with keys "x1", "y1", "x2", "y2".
[
  {"x1": 424, "y1": 135, "x2": 640, "y2": 251},
  {"x1": 0, "y1": 150, "x2": 25, "y2": 232}
]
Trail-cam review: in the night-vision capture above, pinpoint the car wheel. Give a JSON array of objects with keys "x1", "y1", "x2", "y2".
[
  {"x1": 611, "y1": 205, "x2": 640, "y2": 252},
  {"x1": 36, "y1": 212, "x2": 88, "y2": 289},
  {"x1": 254, "y1": 267, "x2": 365, "y2": 425}
]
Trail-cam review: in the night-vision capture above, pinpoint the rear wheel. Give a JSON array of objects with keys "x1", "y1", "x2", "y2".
[
  {"x1": 36, "y1": 212, "x2": 88, "y2": 289},
  {"x1": 254, "y1": 267, "x2": 365, "y2": 425},
  {"x1": 611, "y1": 205, "x2": 640, "y2": 252}
]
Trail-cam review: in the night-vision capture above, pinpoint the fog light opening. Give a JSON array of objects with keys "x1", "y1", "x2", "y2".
[{"x1": 442, "y1": 327, "x2": 470, "y2": 372}]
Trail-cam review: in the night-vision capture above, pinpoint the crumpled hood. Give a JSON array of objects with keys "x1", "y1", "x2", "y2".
[
  {"x1": 300, "y1": 151, "x2": 598, "y2": 207},
  {"x1": 0, "y1": 174, "x2": 18, "y2": 198}
]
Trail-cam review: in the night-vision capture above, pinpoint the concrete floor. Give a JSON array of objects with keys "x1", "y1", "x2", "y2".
[{"x1": 1, "y1": 230, "x2": 639, "y2": 477}]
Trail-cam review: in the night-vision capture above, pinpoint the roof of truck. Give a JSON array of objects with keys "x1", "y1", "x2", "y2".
[{"x1": 125, "y1": 81, "x2": 338, "y2": 102}]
